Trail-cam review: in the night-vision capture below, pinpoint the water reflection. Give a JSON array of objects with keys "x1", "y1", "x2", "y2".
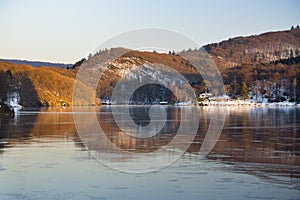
[
  {"x1": 207, "y1": 108, "x2": 300, "y2": 166},
  {"x1": 0, "y1": 106, "x2": 299, "y2": 176},
  {"x1": 0, "y1": 107, "x2": 81, "y2": 153},
  {"x1": 97, "y1": 106, "x2": 300, "y2": 171},
  {"x1": 97, "y1": 106, "x2": 182, "y2": 153}
]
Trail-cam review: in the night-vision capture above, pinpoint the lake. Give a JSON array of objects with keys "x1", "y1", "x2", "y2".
[{"x1": 0, "y1": 106, "x2": 299, "y2": 200}]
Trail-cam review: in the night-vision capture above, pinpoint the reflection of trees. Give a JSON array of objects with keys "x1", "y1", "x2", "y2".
[
  {"x1": 0, "y1": 110, "x2": 37, "y2": 141},
  {"x1": 0, "y1": 109, "x2": 38, "y2": 153},
  {"x1": 0, "y1": 107, "x2": 82, "y2": 153},
  {"x1": 97, "y1": 106, "x2": 181, "y2": 153},
  {"x1": 187, "y1": 107, "x2": 210, "y2": 153},
  {"x1": 1, "y1": 106, "x2": 299, "y2": 178},
  {"x1": 206, "y1": 108, "x2": 300, "y2": 167},
  {"x1": 28, "y1": 107, "x2": 83, "y2": 148},
  {"x1": 29, "y1": 107, "x2": 77, "y2": 138}
]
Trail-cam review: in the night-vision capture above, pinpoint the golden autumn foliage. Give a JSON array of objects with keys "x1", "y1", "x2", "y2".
[{"x1": 0, "y1": 62, "x2": 95, "y2": 106}]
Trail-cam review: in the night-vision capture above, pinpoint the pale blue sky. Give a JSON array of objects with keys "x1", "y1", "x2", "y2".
[{"x1": 0, "y1": 0, "x2": 299, "y2": 63}]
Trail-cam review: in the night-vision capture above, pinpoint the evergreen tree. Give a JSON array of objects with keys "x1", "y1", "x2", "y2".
[
  {"x1": 260, "y1": 80, "x2": 265, "y2": 95},
  {"x1": 242, "y1": 81, "x2": 249, "y2": 100},
  {"x1": 296, "y1": 73, "x2": 300, "y2": 103},
  {"x1": 232, "y1": 76, "x2": 239, "y2": 96},
  {"x1": 87, "y1": 53, "x2": 92, "y2": 60},
  {"x1": 290, "y1": 49, "x2": 294, "y2": 57},
  {"x1": 230, "y1": 49, "x2": 234, "y2": 57},
  {"x1": 0, "y1": 71, "x2": 9, "y2": 102}
]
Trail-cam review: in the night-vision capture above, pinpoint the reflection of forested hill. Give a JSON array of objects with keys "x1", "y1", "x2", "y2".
[
  {"x1": 0, "y1": 108, "x2": 81, "y2": 153},
  {"x1": 203, "y1": 108, "x2": 299, "y2": 166}
]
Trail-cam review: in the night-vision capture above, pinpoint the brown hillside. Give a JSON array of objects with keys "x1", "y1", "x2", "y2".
[
  {"x1": 0, "y1": 62, "x2": 93, "y2": 106},
  {"x1": 204, "y1": 28, "x2": 300, "y2": 70},
  {"x1": 92, "y1": 49, "x2": 208, "y2": 102}
]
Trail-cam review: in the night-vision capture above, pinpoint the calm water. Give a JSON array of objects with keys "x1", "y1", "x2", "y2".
[{"x1": 0, "y1": 106, "x2": 299, "y2": 200}]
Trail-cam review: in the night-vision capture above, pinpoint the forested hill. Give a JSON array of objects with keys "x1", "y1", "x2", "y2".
[
  {"x1": 1, "y1": 27, "x2": 300, "y2": 106},
  {"x1": 201, "y1": 27, "x2": 300, "y2": 101},
  {"x1": 0, "y1": 62, "x2": 93, "y2": 107},
  {"x1": 203, "y1": 27, "x2": 300, "y2": 71},
  {"x1": 75, "y1": 27, "x2": 300, "y2": 103}
]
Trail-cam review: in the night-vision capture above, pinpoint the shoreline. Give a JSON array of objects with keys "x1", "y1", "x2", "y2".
[
  {"x1": 204, "y1": 101, "x2": 300, "y2": 107},
  {"x1": 6, "y1": 101, "x2": 300, "y2": 109}
]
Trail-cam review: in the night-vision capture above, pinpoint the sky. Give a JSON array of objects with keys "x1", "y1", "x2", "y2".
[{"x1": 0, "y1": 0, "x2": 299, "y2": 64}]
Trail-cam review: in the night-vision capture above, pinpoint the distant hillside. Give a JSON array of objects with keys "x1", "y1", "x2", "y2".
[
  {"x1": 0, "y1": 61, "x2": 92, "y2": 106},
  {"x1": 203, "y1": 28, "x2": 300, "y2": 71},
  {"x1": 0, "y1": 58, "x2": 73, "y2": 69}
]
